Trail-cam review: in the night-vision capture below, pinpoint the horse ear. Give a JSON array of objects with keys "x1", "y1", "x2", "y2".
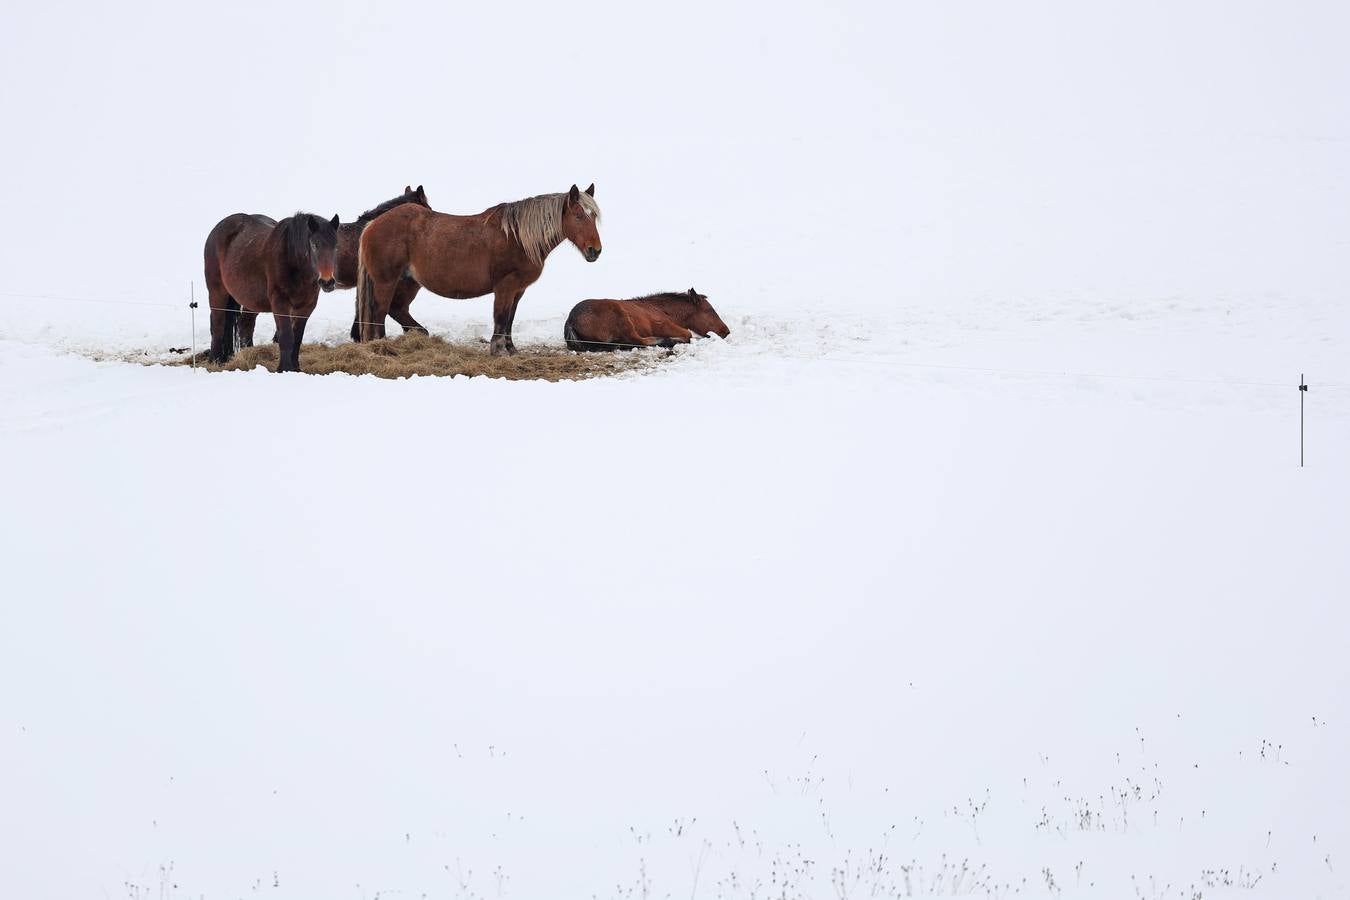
[
  {"x1": 331, "y1": 214, "x2": 340, "y2": 229},
  {"x1": 567, "y1": 184, "x2": 580, "y2": 205},
  {"x1": 416, "y1": 185, "x2": 426, "y2": 203},
  {"x1": 584, "y1": 183, "x2": 595, "y2": 197},
  {"x1": 405, "y1": 185, "x2": 412, "y2": 193}
]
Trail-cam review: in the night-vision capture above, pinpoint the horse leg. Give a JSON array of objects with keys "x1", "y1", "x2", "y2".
[
  {"x1": 349, "y1": 294, "x2": 366, "y2": 342},
  {"x1": 489, "y1": 285, "x2": 526, "y2": 356},
  {"x1": 208, "y1": 294, "x2": 238, "y2": 363},
  {"x1": 204, "y1": 244, "x2": 233, "y2": 363},
  {"x1": 623, "y1": 309, "x2": 690, "y2": 350},
  {"x1": 387, "y1": 277, "x2": 426, "y2": 335},
  {"x1": 648, "y1": 317, "x2": 693, "y2": 349},
  {"x1": 274, "y1": 309, "x2": 296, "y2": 373},
  {"x1": 237, "y1": 310, "x2": 258, "y2": 349},
  {"x1": 288, "y1": 316, "x2": 308, "y2": 372},
  {"x1": 504, "y1": 290, "x2": 525, "y2": 354}
]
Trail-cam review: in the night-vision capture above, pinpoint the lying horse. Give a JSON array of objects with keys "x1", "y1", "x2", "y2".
[
  {"x1": 564, "y1": 289, "x2": 729, "y2": 351},
  {"x1": 203, "y1": 212, "x2": 339, "y2": 372},
  {"x1": 356, "y1": 184, "x2": 602, "y2": 355}
]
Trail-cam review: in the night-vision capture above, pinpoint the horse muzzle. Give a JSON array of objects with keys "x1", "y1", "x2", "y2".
[
  {"x1": 319, "y1": 278, "x2": 337, "y2": 292},
  {"x1": 585, "y1": 247, "x2": 602, "y2": 262}
]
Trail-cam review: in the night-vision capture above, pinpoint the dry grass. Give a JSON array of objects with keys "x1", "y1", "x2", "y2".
[{"x1": 169, "y1": 332, "x2": 661, "y2": 381}]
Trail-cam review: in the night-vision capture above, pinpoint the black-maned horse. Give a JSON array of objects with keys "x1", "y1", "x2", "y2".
[{"x1": 203, "y1": 212, "x2": 339, "y2": 373}]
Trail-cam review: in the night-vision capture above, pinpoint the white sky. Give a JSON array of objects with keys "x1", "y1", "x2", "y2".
[{"x1": 1, "y1": 0, "x2": 1346, "y2": 316}]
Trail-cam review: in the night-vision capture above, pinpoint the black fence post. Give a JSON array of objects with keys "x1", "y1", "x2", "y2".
[{"x1": 1300, "y1": 373, "x2": 1307, "y2": 467}]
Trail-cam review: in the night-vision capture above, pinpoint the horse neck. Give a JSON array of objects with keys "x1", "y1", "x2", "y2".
[
  {"x1": 533, "y1": 231, "x2": 565, "y2": 263},
  {"x1": 337, "y1": 219, "x2": 367, "y2": 260},
  {"x1": 493, "y1": 199, "x2": 568, "y2": 268},
  {"x1": 355, "y1": 197, "x2": 409, "y2": 226}
]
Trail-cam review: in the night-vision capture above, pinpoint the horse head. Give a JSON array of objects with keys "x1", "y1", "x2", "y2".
[
  {"x1": 404, "y1": 184, "x2": 430, "y2": 208},
  {"x1": 562, "y1": 183, "x2": 602, "y2": 262},
  {"x1": 310, "y1": 213, "x2": 340, "y2": 291},
  {"x1": 686, "y1": 288, "x2": 730, "y2": 338}
]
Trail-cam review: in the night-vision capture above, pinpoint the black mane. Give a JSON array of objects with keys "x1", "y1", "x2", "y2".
[
  {"x1": 280, "y1": 214, "x2": 313, "y2": 269},
  {"x1": 279, "y1": 212, "x2": 335, "y2": 270},
  {"x1": 627, "y1": 290, "x2": 701, "y2": 304},
  {"x1": 354, "y1": 191, "x2": 418, "y2": 223}
]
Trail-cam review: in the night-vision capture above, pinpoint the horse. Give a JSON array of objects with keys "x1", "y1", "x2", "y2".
[
  {"x1": 355, "y1": 184, "x2": 602, "y2": 355},
  {"x1": 203, "y1": 212, "x2": 340, "y2": 372},
  {"x1": 563, "y1": 289, "x2": 729, "y2": 351}
]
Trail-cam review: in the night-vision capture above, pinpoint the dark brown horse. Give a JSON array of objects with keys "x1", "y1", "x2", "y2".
[
  {"x1": 564, "y1": 289, "x2": 729, "y2": 351},
  {"x1": 356, "y1": 184, "x2": 602, "y2": 355},
  {"x1": 203, "y1": 212, "x2": 339, "y2": 372}
]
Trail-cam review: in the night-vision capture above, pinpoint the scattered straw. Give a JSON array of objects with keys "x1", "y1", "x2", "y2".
[{"x1": 167, "y1": 332, "x2": 660, "y2": 381}]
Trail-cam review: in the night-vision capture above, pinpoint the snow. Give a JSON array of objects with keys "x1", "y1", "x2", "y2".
[
  {"x1": 3, "y1": 1, "x2": 1350, "y2": 898},
  {"x1": 4, "y1": 303, "x2": 1348, "y2": 899}
]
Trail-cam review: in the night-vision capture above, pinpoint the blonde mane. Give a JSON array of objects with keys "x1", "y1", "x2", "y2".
[{"x1": 498, "y1": 191, "x2": 601, "y2": 267}]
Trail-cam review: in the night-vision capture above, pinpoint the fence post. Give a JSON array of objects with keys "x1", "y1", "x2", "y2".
[
  {"x1": 1300, "y1": 374, "x2": 1307, "y2": 467},
  {"x1": 190, "y1": 282, "x2": 198, "y2": 370}
]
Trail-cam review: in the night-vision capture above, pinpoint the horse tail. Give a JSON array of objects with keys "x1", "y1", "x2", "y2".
[
  {"x1": 563, "y1": 320, "x2": 581, "y2": 351},
  {"x1": 225, "y1": 296, "x2": 241, "y2": 351},
  {"x1": 353, "y1": 252, "x2": 374, "y2": 342}
]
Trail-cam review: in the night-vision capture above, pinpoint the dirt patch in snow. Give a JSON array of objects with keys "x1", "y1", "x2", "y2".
[{"x1": 167, "y1": 332, "x2": 661, "y2": 381}]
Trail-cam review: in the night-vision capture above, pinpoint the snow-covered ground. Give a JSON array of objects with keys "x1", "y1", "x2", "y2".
[
  {"x1": 3, "y1": 1, "x2": 1349, "y2": 898},
  {"x1": 4, "y1": 291, "x2": 1348, "y2": 900}
]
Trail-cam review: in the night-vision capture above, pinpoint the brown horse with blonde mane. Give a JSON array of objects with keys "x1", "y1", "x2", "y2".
[
  {"x1": 356, "y1": 184, "x2": 602, "y2": 355},
  {"x1": 203, "y1": 212, "x2": 339, "y2": 372},
  {"x1": 564, "y1": 289, "x2": 729, "y2": 350}
]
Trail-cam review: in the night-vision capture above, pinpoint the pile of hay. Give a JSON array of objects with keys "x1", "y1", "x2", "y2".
[{"x1": 175, "y1": 333, "x2": 659, "y2": 381}]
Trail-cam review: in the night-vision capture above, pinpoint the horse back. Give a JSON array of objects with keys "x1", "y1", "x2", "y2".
[
  {"x1": 206, "y1": 213, "x2": 278, "y2": 258},
  {"x1": 206, "y1": 213, "x2": 280, "y2": 310},
  {"x1": 364, "y1": 204, "x2": 514, "y2": 299}
]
